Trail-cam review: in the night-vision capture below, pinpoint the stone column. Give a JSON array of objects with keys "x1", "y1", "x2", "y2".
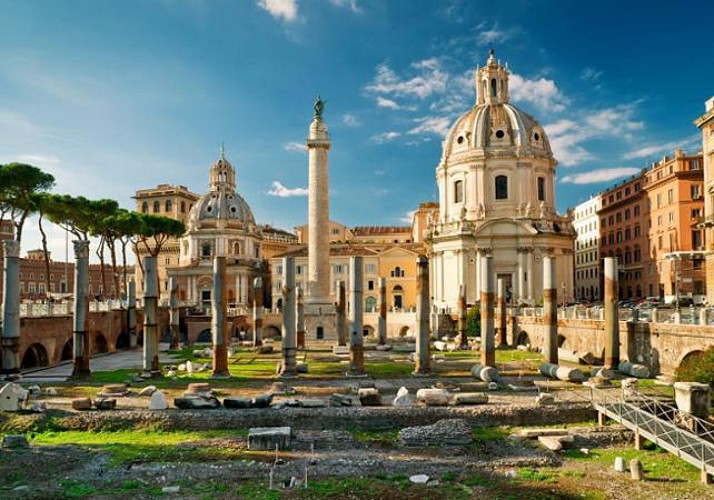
[
  {"x1": 526, "y1": 250, "x2": 534, "y2": 302},
  {"x1": 496, "y1": 278, "x2": 507, "y2": 347},
  {"x1": 507, "y1": 307, "x2": 518, "y2": 347},
  {"x1": 280, "y1": 256, "x2": 297, "y2": 377},
  {"x1": 71, "y1": 240, "x2": 91, "y2": 379},
  {"x1": 377, "y1": 277, "x2": 387, "y2": 345},
  {"x1": 296, "y1": 285, "x2": 305, "y2": 349},
  {"x1": 252, "y1": 277, "x2": 263, "y2": 347},
  {"x1": 543, "y1": 255, "x2": 558, "y2": 364},
  {"x1": 674, "y1": 382, "x2": 710, "y2": 420},
  {"x1": 474, "y1": 249, "x2": 482, "y2": 299},
  {"x1": 414, "y1": 255, "x2": 431, "y2": 375},
  {"x1": 1, "y1": 241, "x2": 21, "y2": 379},
  {"x1": 480, "y1": 254, "x2": 495, "y2": 368},
  {"x1": 517, "y1": 249, "x2": 525, "y2": 304},
  {"x1": 169, "y1": 276, "x2": 180, "y2": 350},
  {"x1": 603, "y1": 257, "x2": 620, "y2": 369},
  {"x1": 457, "y1": 285, "x2": 468, "y2": 349},
  {"x1": 335, "y1": 280, "x2": 347, "y2": 346},
  {"x1": 142, "y1": 256, "x2": 160, "y2": 376},
  {"x1": 348, "y1": 256, "x2": 365, "y2": 376},
  {"x1": 211, "y1": 256, "x2": 229, "y2": 378},
  {"x1": 127, "y1": 279, "x2": 137, "y2": 348}
]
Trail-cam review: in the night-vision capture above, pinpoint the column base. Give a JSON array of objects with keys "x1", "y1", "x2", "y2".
[
  {"x1": 411, "y1": 370, "x2": 432, "y2": 377},
  {"x1": 210, "y1": 372, "x2": 231, "y2": 379},
  {"x1": 345, "y1": 371, "x2": 368, "y2": 378}
]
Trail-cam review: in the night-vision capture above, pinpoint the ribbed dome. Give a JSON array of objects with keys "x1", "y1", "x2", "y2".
[
  {"x1": 440, "y1": 50, "x2": 553, "y2": 164},
  {"x1": 189, "y1": 153, "x2": 256, "y2": 228}
]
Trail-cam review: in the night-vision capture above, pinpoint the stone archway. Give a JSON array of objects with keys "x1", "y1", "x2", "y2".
[
  {"x1": 264, "y1": 325, "x2": 281, "y2": 339},
  {"x1": 677, "y1": 350, "x2": 705, "y2": 373},
  {"x1": 363, "y1": 325, "x2": 375, "y2": 337},
  {"x1": 398, "y1": 325, "x2": 411, "y2": 337},
  {"x1": 196, "y1": 328, "x2": 212, "y2": 343},
  {"x1": 92, "y1": 332, "x2": 109, "y2": 354},
  {"x1": 61, "y1": 339, "x2": 73, "y2": 361},
  {"x1": 21, "y1": 343, "x2": 49, "y2": 369},
  {"x1": 115, "y1": 331, "x2": 130, "y2": 350},
  {"x1": 557, "y1": 334, "x2": 567, "y2": 348},
  {"x1": 516, "y1": 331, "x2": 531, "y2": 347}
]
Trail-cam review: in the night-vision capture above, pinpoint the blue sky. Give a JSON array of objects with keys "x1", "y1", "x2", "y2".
[{"x1": 1, "y1": 0, "x2": 713, "y2": 263}]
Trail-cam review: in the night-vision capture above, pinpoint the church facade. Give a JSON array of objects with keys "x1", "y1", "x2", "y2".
[{"x1": 428, "y1": 51, "x2": 575, "y2": 311}]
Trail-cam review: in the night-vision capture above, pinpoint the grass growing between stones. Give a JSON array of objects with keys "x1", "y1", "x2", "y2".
[
  {"x1": 29, "y1": 429, "x2": 247, "y2": 465},
  {"x1": 349, "y1": 428, "x2": 400, "y2": 444}
]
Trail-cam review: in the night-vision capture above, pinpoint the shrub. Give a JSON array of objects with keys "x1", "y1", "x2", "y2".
[
  {"x1": 676, "y1": 347, "x2": 714, "y2": 388},
  {"x1": 467, "y1": 304, "x2": 480, "y2": 337}
]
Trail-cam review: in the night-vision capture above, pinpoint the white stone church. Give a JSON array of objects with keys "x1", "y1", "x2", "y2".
[{"x1": 428, "y1": 50, "x2": 576, "y2": 310}]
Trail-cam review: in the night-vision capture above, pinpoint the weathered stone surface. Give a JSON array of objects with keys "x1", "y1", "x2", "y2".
[
  {"x1": 535, "y1": 393, "x2": 555, "y2": 406},
  {"x1": 251, "y1": 393, "x2": 274, "y2": 408},
  {"x1": 329, "y1": 393, "x2": 354, "y2": 407},
  {"x1": 392, "y1": 387, "x2": 413, "y2": 406},
  {"x1": 614, "y1": 456, "x2": 626, "y2": 472},
  {"x1": 593, "y1": 368, "x2": 615, "y2": 380},
  {"x1": 296, "y1": 363, "x2": 308, "y2": 374},
  {"x1": 72, "y1": 398, "x2": 92, "y2": 411},
  {"x1": 538, "y1": 436, "x2": 564, "y2": 451},
  {"x1": 470, "y1": 364, "x2": 500, "y2": 383},
  {"x1": 223, "y1": 397, "x2": 253, "y2": 409},
  {"x1": 0, "y1": 383, "x2": 28, "y2": 411},
  {"x1": 185, "y1": 361, "x2": 194, "y2": 373},
  {"x1": 618, "y1": 361, "x2": 650, "y2": 379},
  {"x1": 139, "y1": 385, "x2": 157, "y2": 396},
  {"x1": 375, "y1": 344, "x2": 392, "y2": 352},
  {"x1": 173, "y1": 396, "x2": 221, "y2": 409},
  {"x1": 558, "y1": 348, "x2": 595, "y2": 365},
  {"x1": 94, "y1": 398, "x2": 117, "y2": 410},
  {"x1": 415, "y1": 388, "x2": 451, "y2": 407},
  {"x1": 517, "y1": 428, "x2": 568, "y2": 438},
  {"x1": 621, "y1": 378, "x2": 639, "y2": 400},
  {"x1": 299, "y1": 399, "x2": 327, "y2": 408},
  {"x1": 333, "y1": 345, "x2": 350, "y2": 356},
  {"x1": 453, "y1": 392, "x2": 488, "y2": 405},
  {"x1": 539, "y1": 363, "x2": 585, "y2": 382},
  {"x1": 409, "y1": 474, "x2": 429, "y2": 484},
  {"x1": 27, "y1": 385, "x2": 42, "y2": 397},
  {"x1": 2, "y1": 435, "x2": 29, "y2": 448},
  {"x1": 149, "y1": 391, "x2": 168, "y2": 410},
  {"x1": 399, "y1": 418, "x2": 472, "y2": 447},
  {"x1": 358, "y1": 388, "x2": 381, "y2": 406},
  {"x1": 101, "y1": 384, "x2": 128, "y2": 396},
  {"x1": 674, "y1": 382, "x2": 710, "y2": 419},
  {"x1": 248, "y1": 426, "x2": 291, "y2": 451},
  {"x1": 630, "y1": 458, "x2": 644, "y2": 481},
  {"x1": 583, "y1": 377, "x2": 613, "y2": 389},
  {"x1": 44, "y1": 387, "x2": 58, "y2": 396},
  {"x1": 270, "y1": 382, "x2": 286, "y2": 394}
]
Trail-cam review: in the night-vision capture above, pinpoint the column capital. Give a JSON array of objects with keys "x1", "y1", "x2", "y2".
[
  {"x1": 2, "y1": 240, "x2": 20, "y2": 258},
  {"x1": 72, "y1": 240, "x2": 90, "y2": 259}
]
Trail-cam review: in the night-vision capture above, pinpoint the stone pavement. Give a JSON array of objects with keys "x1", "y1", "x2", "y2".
[{"x1": 21, "y1": 344, "x2": 180, "y2": 382}]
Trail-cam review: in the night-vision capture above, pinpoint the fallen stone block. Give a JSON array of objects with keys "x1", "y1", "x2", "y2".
[
  {"x1": 593, "y1": 368, "x2": 615, "y2": 380},
  {"x1": 539, "y1": 363, "x2": 585, "y2": 382},
  {"x1": 535, "y1": 393, "x2": 555, "y2": 406},
  {"x1": 517, "y1": 428, "x2": 568, "y2": 438},
  {"x1": 44, "y1": 387, "x2": 58, "y2": 396},
  {"x1": 299, "y1": 398, "x2": 327, "y2": 408},
  {"x1": 173, "y1": 396, "x2": 221, "y2": 409},
  {"x1": 0, "y1": 383, "x2": 28, "y2": 411},
  {"x1": 618, "y1": 361, "x2": 650, "y2": 379},
  {"x1": 72, "y1": 398, "x2": 92, "y2": 411},
  {"x1": 392, "y1": 386, "x2": 413, "y2": 406},
  {"x1": 27, "y1": 385, "x2": 42, "y2": 398},
  {"x1": 332, "y1": 345, "x2": 350, "y2": 356},
  {"x1": 139, "y1": 385, "x2": 157, "y2": 396},
  {"x1": 248, "y1": 426, "x2": 291, "y2": 451},
  {"x1": 630, "y1": 458, "x2": 644, "y2": 481},
  {"x1": 453, "y1": 392, "x2": 488, "y2": 405},
  {"x1": 100, "y1": 384, "x2": 129, "y2": 397},
  {"x1": 223, "y1": 397, "x2": 253, "y2": 409},
  {"x1": 184, "y1": 383, "x2": 212, "y2": 396},
  {"x1": 358, "y1": 388, "x2": 381, "y2": 406},
  {"x1": 30, "y1": 402, "x2": 47, "y2": 412},
  {"x1": 251, "y1": 393, "x2": 274, "y2": 408},
  {"x1": 470, "y1": 364, "x2": 500, "y2": 383},
  {"x1": 1, "y1": 435, "x2": 29, "y2": 449},
  {"x1": 375, "y1": 344, "x2": 392, "y2": 351},
  {"x1": 415, "y1": 388, "x2": 451, "y2": 406},
  {"x1": 410, "y1": 474, "x2": 429, "y2": 484},
  {"x1": 538, "y1": 436, "x2": 563, "y2": 451},
  {"x1": 149, "y1": 391, "x2": 168, "y2": 410},
  {"x1": 329, "y1": 393, "x2": 354, "y2": 407},
  {"x1": 583, "y1": 377, "x2": 613, "y2": 389},
  {"x1": 94, "y1": 398, "x2": 117, "y2": 410}
]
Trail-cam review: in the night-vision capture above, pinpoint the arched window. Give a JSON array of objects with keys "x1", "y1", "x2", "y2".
[
  {"x1": 234, "y1": 242, "x2": 241, "y2": 255},
  {"x1": 537, "y1": 177, "x2": 545, "y2": 201},
  {"x1": 141, "y1": 202, "x2": 148, "y2": 213},
  {"x1": 390, "y1": 267, "x2": 404, "y2": 278},
  {"x1": 454, "y1": 180, "x2": 464, "y2": 204},
  {"x1": 495, "y1": 175, "x2": 508, "y2": 200},
  {"x1": 153, "y1": 201, "x2": 160, "y2": 213},
  {"x1": 490, "y1": 78, "x2": 497, "y2": 97},
  {"x1": 365, "y1": 296, "x2": 377, "y2": 313},
  {"x1": 180, "y1": 201, "x2": 186, "y2": 213},
  {"x1": 165, "y1": 199, "x2": 172, "y2": 212}
]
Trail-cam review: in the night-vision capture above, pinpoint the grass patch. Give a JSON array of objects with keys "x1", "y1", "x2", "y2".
[
  {"x1": 30, "y1": 429, "x2": 246, "y2": 465},
  {"x1": 350, "y1": 429, "x2": 399, "y2": 444},
  {"x1": 59, "y1": 480, "x2": 97, "y2": 498},
  {"x1": 471, "y1": 426, "x2": 509, "y2": 443},
  {"x1": 517, "y1": 467, "x2": 559, "y2": 483}
]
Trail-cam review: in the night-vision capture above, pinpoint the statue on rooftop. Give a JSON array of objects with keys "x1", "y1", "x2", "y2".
[{"x1": 313, "y1": 95, "x2": 325, "y2": 118}]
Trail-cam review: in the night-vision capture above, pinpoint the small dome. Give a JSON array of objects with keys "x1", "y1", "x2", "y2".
[{"x1": 189, "y1": 153, "x2": 256, "y2": 227}]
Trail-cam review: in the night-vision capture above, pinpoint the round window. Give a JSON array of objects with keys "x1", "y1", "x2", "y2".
[
  {"x1": 495, "y1": 130, "x2": 505, "y2": 139},
  {"x1": 457, "y1": 136, "x2": 464, "y2": 144},
  {"x1": 230, "y1": 206, "x2": 237, "y2": 213},
  {"x1": 534, "y1": 132, "x2": 540, "y2": 141}
]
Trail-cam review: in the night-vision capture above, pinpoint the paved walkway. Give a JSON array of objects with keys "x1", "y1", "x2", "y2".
[{"x1": 21, "y1": 345, "x2": 180, "y2": 382}]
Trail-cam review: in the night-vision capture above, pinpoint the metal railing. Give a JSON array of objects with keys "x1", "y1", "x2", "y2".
[{"x1": 591, "y1": 385, "x2": 714, "y2": 476}]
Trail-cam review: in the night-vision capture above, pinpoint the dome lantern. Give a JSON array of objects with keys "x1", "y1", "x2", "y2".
[{"x1": 476, "y1": 49, "x2": 510, "y2": 106}]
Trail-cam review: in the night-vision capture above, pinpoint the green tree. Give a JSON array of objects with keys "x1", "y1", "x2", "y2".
[
  {"x1": 466, "y1": 304, "x2": 481, "y2": 337},
  {"x1": 0, "y1": 163, "x2": 55, "y2": 242},
  {"x1": 676, "y1": 347, "x2": 714, "y2": 388}
]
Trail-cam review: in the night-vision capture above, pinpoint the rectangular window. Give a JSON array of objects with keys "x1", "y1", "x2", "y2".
[
  {"x1": 657, "y1": 215, "x2": 662, "y2": 227},
  {"x1": 616, "y1": 213, "x2": 622, "y2": 223},
  {"x1": 668, "y1": 212, "x2": 674, "y2": 225},
  {"x1": 667, "y1": 189, "x2": 673, "y2": 204},
  {"x1": 634, "y1": 226, "x2": 640, "y2": 237},
  {"x1": 692, "y1": 208, "x2": 702, "y2": 218},
  {"x1": 693, "y1": 230, "x2": 703, "y2": 249},
  {"x1": 537, "y1": 177, "x2": 545, "y2": 201},
  {"x1": 365, "y1": 263, "x2": 376, "y2": 274},
  {"x1": 368, "y1": 280, "x2": 374, "y2": 291},
  {"x1": 296, "y1": 266, "x2": 302, "y2": 275},
  {"x1": 634, "y1": 205, "x2": 640, "y2": 217},
  {"x1": 691, "y1": 184, "x2": 702, "y2": 199},
  {"x1": 656, "y1": 193, "x2": 662, "y2": 208},
  {"x1": 454, "y1": 179, "x2": 464, "y2": 203}
]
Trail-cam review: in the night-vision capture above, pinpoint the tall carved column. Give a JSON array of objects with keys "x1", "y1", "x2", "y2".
[
  {"x1": 142, "y1": 255, "x2": 160, "y2": 377},
  {"x1": 348, "y1": 256, "x2": 365, "y2": 376},
  {"x1": 377, "y1": 277, "x2": 387, "y2": 345},
  {"x1": 1, "y1": 241, "x2": 21, "y2": 379},
  {"x1": 604, "y1": 257, "x2": 620, "y2": 369},
  {"x1": 414, "y1": 255, "x2": 431, "y2": 375},
  {"x1": 211, "y1": 256, "x2": 229, "y2": 378},
  {"x1": 252, "y1": 277, "x2": 263, "y2": 347},
  {"x1": 127, "y1": 279, "x2": 137, "y2": 348},
  {"x1": 169, "y1": 276, "x2": 180, "y2": 350},
  {"x1": 480, "y1": 254, "x2": 495, "y2": 367},
  {"x1": 71, "y1": 240, "x2": 91, "y2": 379},
  {"x1": 280, "y1": 256, "x2": 297, "y2": 377},
  {"x1": 543, "y1": 255, "x2": 558, "y2": 364}
]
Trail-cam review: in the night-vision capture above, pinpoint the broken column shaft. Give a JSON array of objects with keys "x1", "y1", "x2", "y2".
[
  {"x1": 378, "y1": 277, "x2": 387, "y2": 345},
  {"x1": 543, "y1": 255, "x2": 558, "y2": 364},
  {"x1": 296, "y1": 285, "x2": 305, "y2": 349},
  {"x1": 169, "y1": 276, "x2": 180, "y2": 350},
  {"x1": 457, "y1": 285, "x2": 468, "y2": 349},
  {"x1": 211, "y1": 256, "x2": 229, "y2": 378},
  {"x1": 348, "y1": 256, "x2": 365, "y2": 376},
  {"x1": 280, "y1": 256, "x2": 297, "y2": 377},
  {"x1": 336, "y1": 280, "x2": 347, "y2": 346},
  {"x1": 127, "y1": 279, "x2": 137, "y2": 348},
  {"x1": 480, "y1": 254, "x2": 495, "y2": 368},
  {"x1": 1, "y1": 241, "x2": 21, "y2": 379},
  {"x1": 71, "y1": 240, "x2": 91, "y2": 379},
  {"x1": 603, "y1": 257, "x2": 620, "y2": 369},
  {"x1": 414, "y1": 255, "x2": 431, "y2": 375},
  {"x1": 496, "y1": 278, "x2": 507, "y2": 347},
  {"x1": 142, "y1": 255, "x2": 160, "y2": 377},
  {"x1": 252, "y1": 277, "x2": 263, "y2": 347}
]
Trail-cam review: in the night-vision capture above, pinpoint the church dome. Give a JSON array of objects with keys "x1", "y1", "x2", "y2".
[
  {"x1": 441, "y1": 50, "x2": 553, "y2": 163},
  {"x1": 189, "y1": 151, "x2": 256, "y2": 228}
]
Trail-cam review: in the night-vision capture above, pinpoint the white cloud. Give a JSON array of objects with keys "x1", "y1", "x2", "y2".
[
  {"x1": 580, "y1": 67, "x2": 603, "y2": 81},
  {"x1": 510, "y1": 73, "x2": 569, "y2": 113},
  {"x1": 398, "y1": 209, "x2": 417, "y2": 224},
  {"x1": 408, "y1": 116, "x2": 451, "y2": 138},
  {"x1": 624, "y1": 134, "x2": 701, "y2": 160},
  {"x1": 371, "y1": 131, "x2": 401, "y2": 144},
  {"x1": 267, "y1": 181, "x2": 308, "y2": 197},
  {"x1": 585, "y1": 105, "x2": 643, "y2": 135},
  {"x1": 364, "y1": 59, "x2": 448, "y2": 99},
  {"x1": 329, "y1": 0, "x2": 361, "y2": 13},
  {"x1": 16, "y1": 154, "x2": 61, "y2": 165},
  {"x1": 561, "y1": 167, "x2": 641, "y2": 185},
  {"x1": 476, "y1": 22, "x2": 518, "y2": 46},
  {"x1": 374, "y1": 170, "x2": 385, "y2": 176},
  {"x1": 283, "y1": 141, "x2": 306, "y2": 152},
  {"x1": 256, "y1": 0, "x2": 297, "y2": 22},
  {"x1": 376, "y1": 97, "x2": 401, "y2": 110},
  {"x1": 342, "y1": 113, "x2": 360, "y2": 127}
]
